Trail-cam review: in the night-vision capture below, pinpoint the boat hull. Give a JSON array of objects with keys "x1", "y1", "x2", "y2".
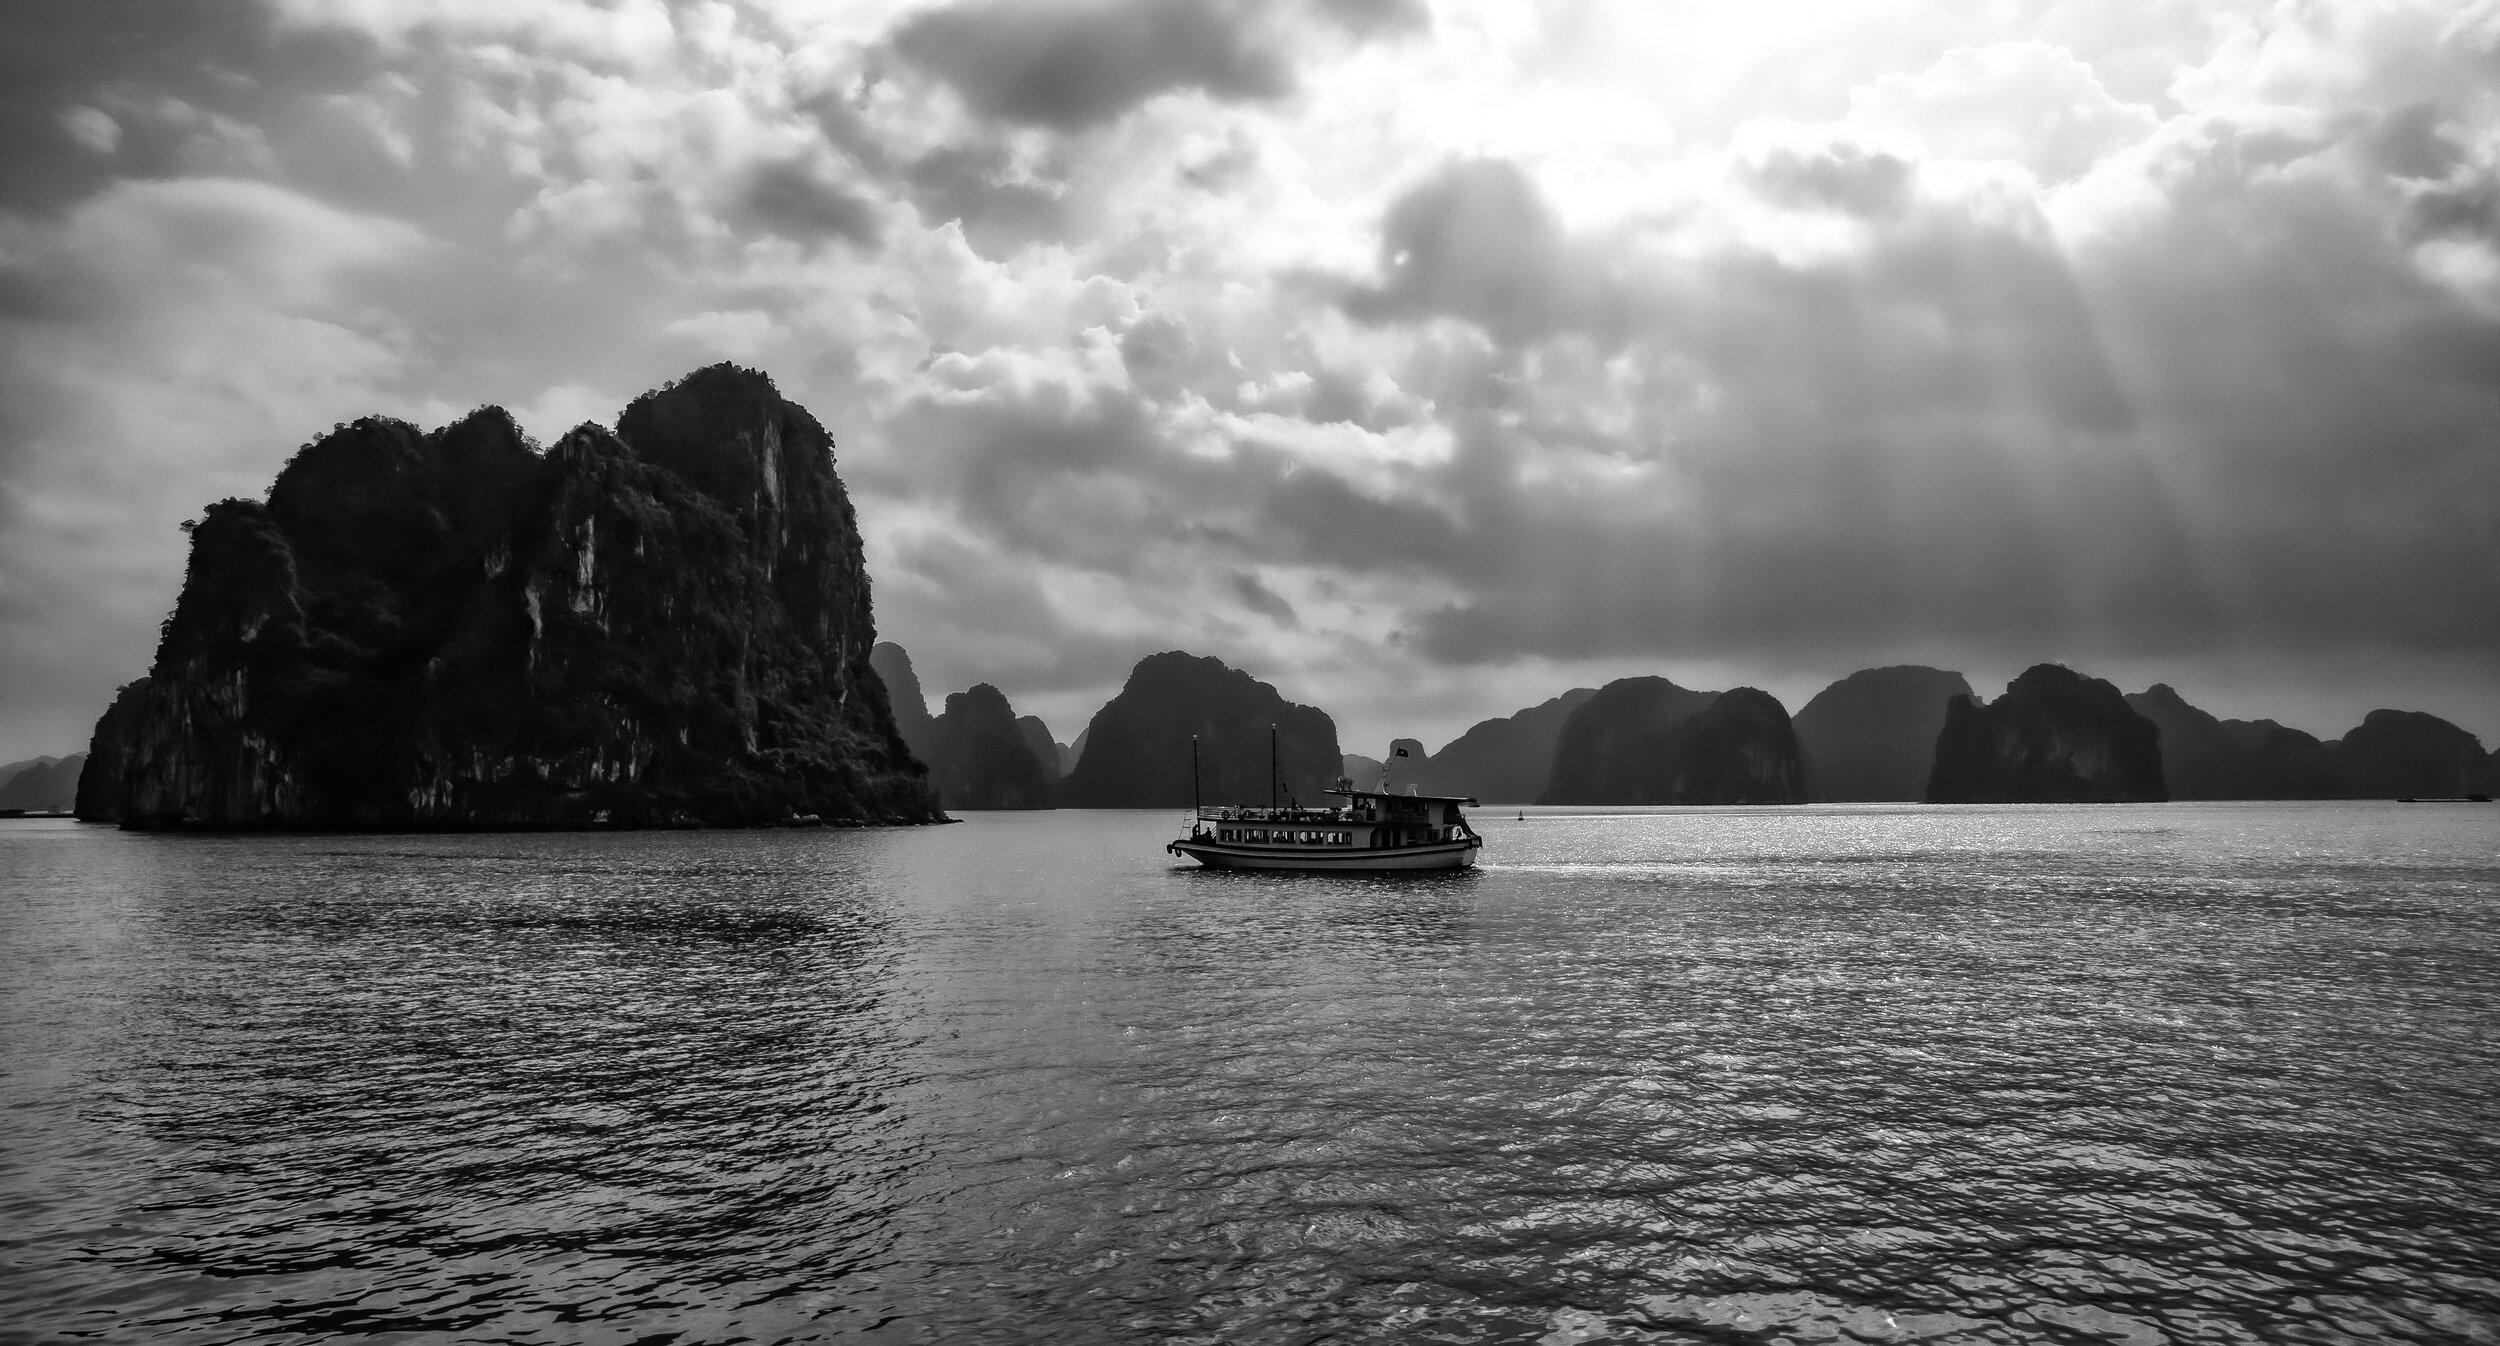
[{"x1": 1167, "y1": 837, "x2": 1480, "y2": 871}]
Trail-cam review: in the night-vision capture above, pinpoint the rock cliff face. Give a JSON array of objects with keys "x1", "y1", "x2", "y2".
[
  {"x1": 1540, "y1": 678, "x2": 1804, "y2": 805},
  {"x1": 1015, "y1": 716, "x2": 1065, "y2": 778},
  {"x1": 1368, "y1": 738, "x2": 1430, "y2": 791},
  {"x1": 1792, "y1": 666, "x2": 1972, "y2": 801},
  {"x1": 77, "y1": 365, "x2": 942, "y2": 829},
  {"x1": 1411, "y1": 688, "x2": 1597, "y2": 802},
  {"x1": 2125, "y1": 684, "x2": 2339, "y2": 799},
  {"x1": 870, "y1": 642, "x2": 938, "y2": 763},
  {"x1": 1927, "y1": 665, "x2": 2165, "y2": 803},
  {"x1": 867, "y1": 643, "x2": 1055, "y2": 808},
  {"x1": 924, "y1": 684, "x2": 1055, "y2": 809},
  {"x1": 0, "y1": 754, "x2": 84, "y2": 811},
  {"x1": 2334, "y1": 710, "x2": 2494, "y2": 798},
  {"x1": 1060, "y1": 652, "x2": 1341, "y2": 808}
]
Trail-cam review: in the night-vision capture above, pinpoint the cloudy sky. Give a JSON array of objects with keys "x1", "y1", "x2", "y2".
[{"x1": 3, "y1": 0, "x2": 2497, "y2": 761}]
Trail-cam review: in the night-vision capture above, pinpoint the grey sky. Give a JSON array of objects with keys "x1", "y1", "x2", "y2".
[{"x1": 2, "y1": 0, "x2": 2495, "y2": 761}]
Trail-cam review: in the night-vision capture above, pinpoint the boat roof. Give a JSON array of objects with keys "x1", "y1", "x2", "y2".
[{"x1": 1324, "y1": 786, "x2": 1479, "y2": 805}]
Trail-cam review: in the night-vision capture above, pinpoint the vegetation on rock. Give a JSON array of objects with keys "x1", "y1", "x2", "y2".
[
  {"x1": 1927, "y1": 665, "x2": 2165, "y2": 803},
  {"x1": 1540, "y1": 678, "x2": 1804, "y2": 805},
  {"x1": 925, "y1": 684, "x2": 1056, "y2": 810},
  {"x1": 1059, "y1": 652, "x2": 1340, "y2": 808},
  {"x1": 1793, "y1": 666, "x2": 1973, "y2": 801},
  {"x1": 2125, "y1": 684, "x2": 2338, "y2": 799},
  {"x1": 2334, "y1": 709, "x2": 2494, "y2": 798},
  {"x1": 77, "y1": 365, "x2": 941, "y2": 829},
  {"x1": 1410, "y1": 689, "x2": 1596, "y2": 803},
  {"x1": 0, "y1": 754, "x2": 85, "y2": 811}
]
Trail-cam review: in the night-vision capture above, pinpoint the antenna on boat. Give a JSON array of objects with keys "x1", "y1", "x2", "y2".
[{"x1": 1268, "y1": 723, "x2": 1278, "y2": 811}]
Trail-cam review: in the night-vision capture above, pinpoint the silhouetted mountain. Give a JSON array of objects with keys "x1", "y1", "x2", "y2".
[
  {"x1": 77, "y1": 365, "x2": 941, "y2": 829},
  {"x1": 0, "y1": 753, "x2": 84, "y2": 811},
  {"x1": 871, "y1": 642, "x2": 937, "y2": 762},
  {"x1": 1927, "y1": 665, "x2": 2164, "y2": 803},
  {"x1": 925, "y1": 684, "x2": 1054, "y2": 809},
  {"x1": 1015, "y1": 716, "x2": 1067, "y2": 777},
  {"x1": 2334, "y1": 710, "x2": 2494, "y2": 798},
  {"x1": 75, "y1": 685, "x2": 148, "y2": 820},
  {"x1": 1793, "y1": 666, "x2": 1972, "y2": 801},
  {"x1": 1060, "y1": 652, "x2": 1341, "y2": 808},
  {"x1": 2125, "y1": 684, "x2": 2338, "y2": 799},
  {"x1": 1376, "y1": 737, "x2": 1428, "y2": 789},
  {"x1": 1342, "y1": 753, "x2": 1382, "y2": 784},
  {"x1": 1540, "y1": 678, "x2": 1804, "y2": 805},
  {"x1": 1412, "y1": 688, "x2": 1596, "y2": 802}
]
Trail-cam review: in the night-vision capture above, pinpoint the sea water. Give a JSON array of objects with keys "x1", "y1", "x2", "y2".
[{"x1": 1, "y1": 803, "x2": 2494, "y2": 1344}]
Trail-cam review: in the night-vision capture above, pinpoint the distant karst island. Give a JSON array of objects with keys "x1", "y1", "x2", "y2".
[
  {"x1": 877, "y1": 650, "x2": 2496, "y2": 812},
  {"x1": 31, "y1": 363, "x2": 2497, "y2": 827}
]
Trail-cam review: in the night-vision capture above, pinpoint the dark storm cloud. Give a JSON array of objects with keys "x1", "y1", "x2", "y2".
[
  {"x1": 870, "y1": 354, "x2": 1475, "y2": 592},
  {"x1": 1228, "y1": 570, "x2": 1299, "y2": 626},
  {"x1": 1744, "y1": 141, "x2": 1915, "y2": 218},
  {"x1": 1308, "y1": 0, "x2": 1432, "y2": 37},
  {"x1": 884, "y1": 0, "x2": 1428, "y2": 132},
  {"x1": 889, "y1": 0, "x2": 1294, "y2": 130},
  {"x1": 903, "y1": 144, "x2": 1073, "y2": 255},
  {"x1": 741, "y1": 158, "x2": 881, "y2": 247},
  {"x1": 0, "y1": 0, "x2": 381, "y2": 211},
  {"x1": 1340, "y1": 158, "x2": 1634, "y2": 343},
  {"x1": 1312, "y1": 138, "x2": 2499, "y2": 674},
  {"x1": 2367, "y1": 102, "x2": 2463, "y2": 180}
]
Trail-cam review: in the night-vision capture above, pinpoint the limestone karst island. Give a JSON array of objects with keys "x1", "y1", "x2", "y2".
[
  {"x1": 33, "y1": 363, "x2": 2495, "y2": 830},
  {"x1": 74, "y1": 366, "x2": 942, "y2": 829}
]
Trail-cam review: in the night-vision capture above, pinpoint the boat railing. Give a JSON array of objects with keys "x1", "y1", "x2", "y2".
[{"x1": 1196, "y1": 805, "x2": 1360, "y2": 823}]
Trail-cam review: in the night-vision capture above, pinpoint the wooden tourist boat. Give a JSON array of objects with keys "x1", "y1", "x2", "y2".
[
  {"x1": 1165, "y1": 729, "x2": 1481, "y2": 871},
  {"x1": 1166, "y1": 784, "x2": 1484, "y2": 870}
]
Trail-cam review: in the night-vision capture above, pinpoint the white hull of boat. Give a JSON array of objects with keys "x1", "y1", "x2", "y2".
[{"x1": 1167, "y1": 837, "x2": 1480, "y2": 871}]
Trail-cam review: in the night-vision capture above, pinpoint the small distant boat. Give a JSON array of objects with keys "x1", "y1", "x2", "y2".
[{"x1": 1164, "y1": 731, "x2": 1482, "y2": 872}]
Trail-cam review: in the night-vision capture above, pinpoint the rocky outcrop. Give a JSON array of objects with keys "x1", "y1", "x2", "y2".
[
  {"x1": 1060, "y1": 652, "x2": 1341, "y2": 808},
  {"x1": 1016, "y1": 716, "x2": 1066, "y2": 778},
  {"x1": 76, "y1": 365, "x2": 943, "y2": 829},
  {"x1": 923, "y1": 684, "x2": 1054, "y2": 809},
  {"x1": 1540, "y1": 678, "x2": 1804, "y2": 805},
  {"x1": 2334, "y1": 710, "x2": 2494, "y2": 798},
  {"x1": 867, "y1": 645, "x2": 1056, "y2": 808},
  {"x1": 1927, "y1": 665, "x2": 2165, "y2": 803},
  {"x1": 1792, "y1": 666, "x2": 1972, "y2": 801},
  {"x1": 1411, "y1": 688, "x2": 1597, "y2": 802},
  {"x1": 870, "y1": 642, "x2": 938, "y2": 765},
  {"x1": 2125, "y1": 684, "x2": 2339, "y2": 799},
  {"x1": 1355, "y1": 738, "x2": 1430, "y2": 791},
  {"x1": 0, "y1": 753, "x2": 84, "y2": 811}
]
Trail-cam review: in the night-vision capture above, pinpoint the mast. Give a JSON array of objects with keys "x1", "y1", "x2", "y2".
[
  {"x1": 1191, "y1": 735, "x2": 1200, "y2": 829},
  {"x1": 1269, "y1": 723, "x2": 1277, "y2": 810}
]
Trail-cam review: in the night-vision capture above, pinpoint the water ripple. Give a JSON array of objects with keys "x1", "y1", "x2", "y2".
[{"x1": 2, "y1": 804, "x2": 2495, "y2": 1343}]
